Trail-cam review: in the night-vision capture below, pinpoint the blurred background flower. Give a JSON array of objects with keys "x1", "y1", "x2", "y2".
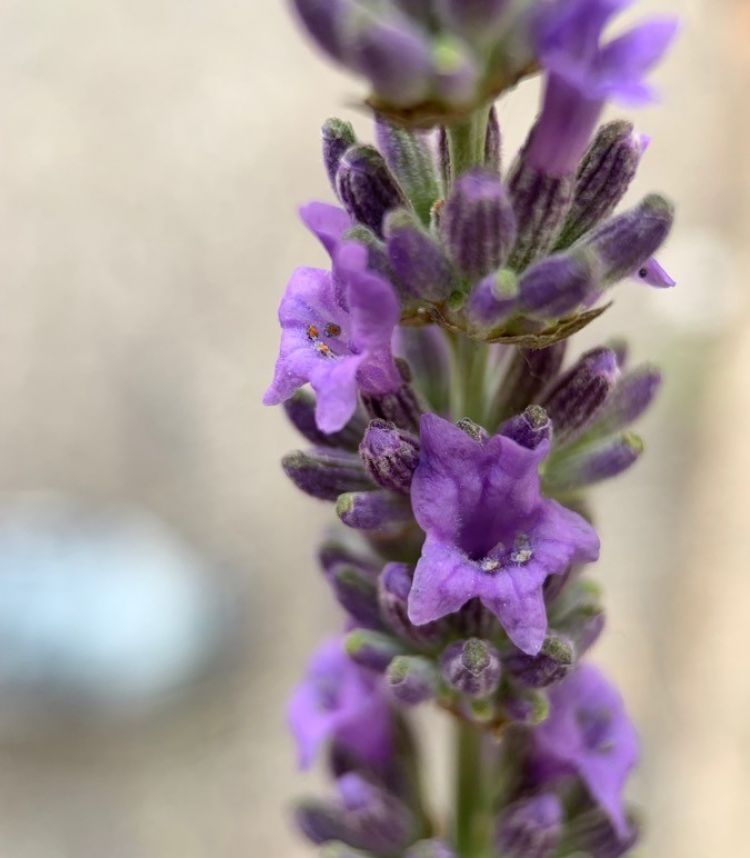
[{"x1": 0, "y1": 1, "x2": 746, "y2": 856}]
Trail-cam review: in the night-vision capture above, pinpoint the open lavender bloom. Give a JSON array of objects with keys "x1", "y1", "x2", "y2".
[
  {"x1": 264, "y1": 241, "x2": 401, "y2": 433},
  {"x1": 270, "y1": 1, "x2": 678, "y2": 854},
  {"x1": 288, "y1": 637, "x2": 393, "y2": 770},
  {"x1": 408, "y1": 414, "x2": 599, "y2": 654},
  {"x1": 532, "y1": 665, "x2": 639, "y2": 841}
]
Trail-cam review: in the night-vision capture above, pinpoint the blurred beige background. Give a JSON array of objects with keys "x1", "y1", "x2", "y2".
[{"x1": 0, "y1": 1, "x2": 747, "y2": 856}]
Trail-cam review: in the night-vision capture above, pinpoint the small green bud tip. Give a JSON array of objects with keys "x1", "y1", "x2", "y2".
[
  {"x1": 492, "y1": 269, "x2": 519, "y2": 301},
  {"x1": 462, "y1": 638, "x2": 490, "y2": 674},
  {"x1": 531, "y1": 692, "x2": 550, "y2": 725},
  {"x1": 336, "y1": 494, "x2": 354, "y2": 516}
]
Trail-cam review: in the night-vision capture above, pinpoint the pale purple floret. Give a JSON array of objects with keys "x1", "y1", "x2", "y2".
[
  {"x1": 528, "y1": 0, "x2": 679, "y2": 175},
  {"x1": 633, "y1": 257, "x2": 676, "y2": 288},
  {"x1": 407, "y1": 414, "x2": 599, "y2": 655},
  {"x1": 532, "y1": 664, "x2": 639, "y2": 840},
  {"x1": 264, "y1": 232, "x2": 402, "y2": 433},
  {"x1": 288, "y1": 637, "x2": 393, "y2": 770}
]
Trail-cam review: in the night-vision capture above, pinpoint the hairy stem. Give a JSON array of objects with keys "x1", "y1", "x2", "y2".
[{"x1": 446, "y1": 105, "x2": 492, "y2": 179}]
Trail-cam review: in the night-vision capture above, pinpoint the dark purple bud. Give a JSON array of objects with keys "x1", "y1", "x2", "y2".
[
  {"x1": 337, "y1": 490, "x2": 412, "y2": 531},
  {"x1": 386, "y1": 655, "x2": 437, "y2": 705},
  {"x1": 336, "y1": 773, "x2": 415, "y2": 854},
  {"x1": 544, "y1": 432, "x2": 644, "y2": 491},
  {"x1": 542, "y1": 348, "x2": 620, "y2": 447},
  {"x1": 379, "y1": 562, "x2": 448, "y2": 646},
  {"x1": 323, "y1": 117, "x2": 357, "y2": 194},
  {"x1": 557, "y1": 121, "x2": 647, "y2": 248},
  {"x1": 441, "y1": 638, "x2": 502, "y2": 698},
  {"x1": 406, "y1": 840, "x2": 457, "y2": 858},
  {"x1": 345, "y1": 629, "x2": 404, "y2": 672},
  {"x1": 349, "y1": 15, "x2": 433, "y2": 108},
  {"x1": 500, "y1": 405, "x2": 552, "y2": 451},
  {"x1": 440, "y1": 168, "x2": 517, "y2": 280},
  {"x1": 634, "y1": 256, "x2": 676, "y2": 288},
  {"x1": 295, "y1": 801, "x2": 348, "y2": 846},
  {"x1": 283, "y1": 390, "x2": 365, "y2": 451},
  {"x1": 328, "y1": 563, "x2": 383, "y2": 630},
  {"x1": 466, "y1": 269, "x2": 519, "y2": 330},
  {"x1": 337, "y1": 144, "x2": 407, "y2": 238},
  {"x1": 376, "y1": 117, "x2": 440, "y2": 224},
  {"x1": 489, "y1": 343, "x2": 567, "y2": 426},
  {"x1": 584, "y1": 194, "x2": 675, "y2": 284},
  {"x1": 518, "y1": 250, "x2": 602, "y2": 320},
  {"x1": 435, "y1": 0, "x2": 511, "y2": 37},
  {"x1": 359, "y1": 419, "x2": 420, "y2": 495},
  {"x1": 485, "y1": 104, "x2": 502, "y2": 173},
  {"x1": 495, "y1": 794, "x2": 563, "y2": 858},
  {"x1": 291, "y1": 0, "x2": 352, "y2": 62},
  {"x1": 589, "y1": 366, "x2": 662, "y2": 435},
  {"x1": 508, "y1": 160, "x2": 574, "y2": 270},
  {"x1": 319, "y1": 540, "x2": 378, "y2": 579},
  {"x1": 431, "y1": 36, "x2": 480, "y2": 107},
  {"x1": 361, "y1": 365, "x2": 423, "y2": 432},
  {"x1": 394, "y1": 326, "x2": 452, "y2": 414},
  {"x1": 282, "y1": 449, "x2": 374, "y2": 501},
  {"x1": 385, "y1": 209, "x2": 455, "y2": 301},
  {"x1": 344, "y1": 224, "x2": 396, "y2": 284},
  {"x1": 560, "y1": 807, "x2": 640, "y2": 858},
  {"x1": 505, "y1": 633, "x2": 575, "y2": 688}
]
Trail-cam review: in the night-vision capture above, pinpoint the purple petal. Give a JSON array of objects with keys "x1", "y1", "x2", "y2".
[
  {"x1": 633, "y1": 257, "x2": 676, "y2": 288},
  {"x1": 300, "y1": 201, "x2": 353, "y2": 257},
  {"x1": 408, "y1": 537, "x2": 477, "y2": 625},
  {"x1": 532, "y1": 500, "x2": 601, "y2": 569},
  {"x1": 310, "y1": 354, "x2": 363, "y2": 434},
  {"x1": 478, "y1": 562, "x2": 549, "y2": 655}
]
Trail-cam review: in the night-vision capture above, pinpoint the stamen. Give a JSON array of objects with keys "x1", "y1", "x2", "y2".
[
  {"x1": 325, "y1": 323, "x2": 342, "y2": 337},
  {"x1": 307, "y1": 324, "x2": 319, "y2": 340}
]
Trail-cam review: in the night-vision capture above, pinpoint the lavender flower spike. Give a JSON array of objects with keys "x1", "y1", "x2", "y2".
[
  {"x1": 264, "y1": 242, "x2": 401, "y2": 433},
  {"x1": 529, "y1": 0, "x2": 679, "y2": 177},
  {"x1": 288, "y1": 637, "x2": 393, "y2": 770},
  {"x1": 407, "y1": 414, "x2": 599, "y2": 654},
  {"x1": 532, "y1": 664, "x2": 639, "y2": 840}
]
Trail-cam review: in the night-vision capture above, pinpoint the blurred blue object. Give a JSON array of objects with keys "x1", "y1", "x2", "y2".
[{"x1": 0, "y1": 492, "x2": 230, "y2": 720}]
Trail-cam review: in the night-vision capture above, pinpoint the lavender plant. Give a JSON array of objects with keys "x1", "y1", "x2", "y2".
[{"x1": 266, "y1": 1, "x2": 678, "y2": 855}]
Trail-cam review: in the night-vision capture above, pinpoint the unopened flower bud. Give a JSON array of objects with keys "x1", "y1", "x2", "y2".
[
  {"x1": 378, "y1": 563, "x2": 448, "y2": 646},
  {"x1": 395, "y1": 326, "x2": 452, "y2": 414},
  {"x1": 441, "y1": 638, "x2": 502, "y2": 698},
  {"x1": 345, "y1": 628, "x2": 404, "y2": 672},
  {"x1": 376, "y1": 117, "x2": 440, "y2": 224},
  {"x1": 431, "y1": 36, "x2": 480, "y2": 107},
  {"x1": 323, "y1": 118, "x2": 357, "y2": 194},
  {"x1": 518, "y1": 250, "x2": 602, "y2": 319},
  {"x1": 551, "y1": 579, "x2": 606, "y2": 656},
  {"x1": 349, "y1": 15, "x2": 434, "y2": 108},
  {"x1": 385, "y1": 209, "x2": 455, "y2": 301},
  {"x1": 336, "y1": 773, "x2": 415, "y2": 854},
  {"x1": 359, "y1": 419, "x2": 420, "y2": 495},
  {"x1": 344, "y1": 224, "x2": 395, "y2": 283},
  {"x1": 489, "y1": 343, "x2": 567, "y2": 426},
  {"x1": 406, "y1": 840, "x2": 457, "y2": 858},
  {"x1": 495, "y1": 794, "x2": 563, "y2": 858},
  {"x1": 291, "y1": 0, "x2": 352, "y2": 62},
  {"x1": 542, "y1": 348, "x2": 620, "y2": 447},
  {"x1": 501, "y1": 683, "x2": 550, "y2": 726},
  {"x1": 295, "y1": 801, "x2": 348, "y2": 846},
  {"x1": 544, "y1": 432, "x2": 644, "y2": 492},
  {"x1": 337, "y1": 490, "x2": 412, "y2": 531},
  {"x1": 500, "y1": 405, "x2": 551, "y2": 452},
  {"x1": 328, "y1": 562, "x2": 383, "y2": 630},
  {"x1": 505, "y1": 633, "x2": 575, "y2": 688},
  {"x1": 282, "y1": 449, "x2": 374, "y2": 501},
  {"x1": 283, "y1": 390, "x2": 365, "y2": 451},
  {"x1": 558, "y1": 121, "x2": 646, "y2": 248},
  {"x1": 589, "y1": 366, "x2": 662, "y2": 436},
  {"x1": 466, "y1": 268, "x2": 519, "y2": 330},
  {"x1": 440, "y1": 169, "x2": 517, "y2": 280},
  {"x1": 337, "y1": 144, "x2": 406, "y2": 238},
  {"x1": 508, "y1": 160, "x2": 574, "y2": 270},
  {"x1": 361, "y1": 366, "x2": 423, "y2": 432},
  {"x1": 559, "y1": 807, "x2": 640, "y2": 858},
  {"x1": 386, "y1": 655, "x2": 438, "y2": 705},
  {"x1": 584, "y1": 194, "x2": 675, "y2": 284}
]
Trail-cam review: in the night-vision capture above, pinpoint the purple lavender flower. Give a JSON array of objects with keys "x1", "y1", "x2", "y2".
[
  {"x1": 407, "y1": 414, "x2": 600, "y2": 654},
  {"x1": 527, "y1": 0, "x2": 679, "y2": 176},
  {"x1": 264, "y1": 241, "x2": 402, "y2": 433},
  {"x1": 288, "y1": 637, "x2": 393, "y2": 769},
  {"x1": 532, "y1": 664, "x2": 639, "y2": 840}
]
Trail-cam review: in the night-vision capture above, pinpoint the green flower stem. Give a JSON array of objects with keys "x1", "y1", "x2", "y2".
[
  {"x1": 446, "y1": 105, "x2": 492, "y2": 179},
  {"x1": 455, "y1": 721, "x2": 497, "y2": 858},
  {"x1": 447, "y1": 330, "x2": 489, "y2": 425}
]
